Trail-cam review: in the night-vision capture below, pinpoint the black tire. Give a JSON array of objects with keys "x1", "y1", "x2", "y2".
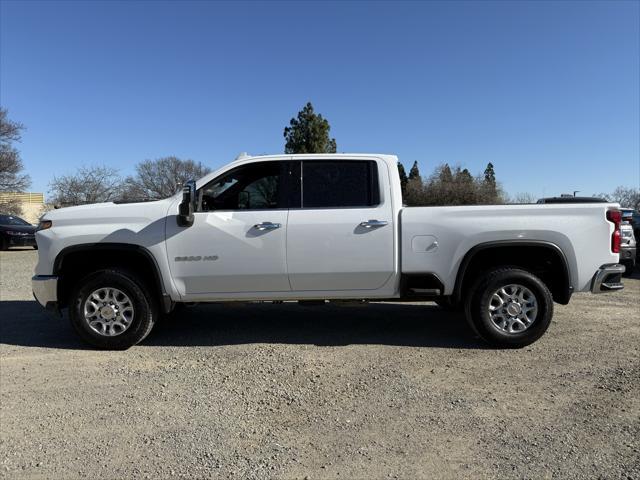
[
  {"x1": 68, "y1": 269, "x2": 157, "y2": 350},
  {"x1": 33, "y1": 245, "x2": 38, "y2": 250},
  {"x1": 621, "y1": 261, "x2": 635, "y2": 277},
  {"x1": 464, "y1": 267, "x2": 553, "y2": 348},
  {"x1": 0, "y1": 237, "x2": 8, "y2": 251}
]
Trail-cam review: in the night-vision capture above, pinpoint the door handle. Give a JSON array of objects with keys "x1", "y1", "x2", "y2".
[
  {"x1": 254, "y1": 222, "x2": 281, "y2": 231},
  {"x1": 359, "y1": 219, "x2": 388, "y2": 228}
]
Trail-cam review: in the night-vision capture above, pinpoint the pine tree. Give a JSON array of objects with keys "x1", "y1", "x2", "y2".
[
  {"x1": 439, "y1": 163, "x2": 453, "y2": 183},
  {"x1": 483, "y1": 162, "x2": 496, "y2": 188},
  {"x1": 482, "y1": 162, "x2": 498, "y2": 202},
  {"x1": 408, "y1": 161, "x2": 421, "y2": 181},
  {"x1": 459, "y1": 168, "x2": 474, "y2": 183},
  {"x1": 397, "y1": 162, "x2": 408, "y2": 195},
  {"x1": 283, "y1": 102, "x2": 337, "y2": 154}
]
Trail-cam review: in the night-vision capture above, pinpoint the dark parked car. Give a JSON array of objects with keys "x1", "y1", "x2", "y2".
[{"x1": 0, "y1": 214, "x2": 37, "y2": 250}]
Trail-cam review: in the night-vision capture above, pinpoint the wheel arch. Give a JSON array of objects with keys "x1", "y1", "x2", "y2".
[
  {"x1": 453, "y1": 240, "x2": 573, "y2": 305},
  {"x1": 54, "y1": 243, "x2": 172, "y2": 312}
]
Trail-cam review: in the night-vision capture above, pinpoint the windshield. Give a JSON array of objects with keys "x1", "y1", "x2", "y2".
[{"x1": 0, "y1": 215, "x2": 29, "y2": 226}]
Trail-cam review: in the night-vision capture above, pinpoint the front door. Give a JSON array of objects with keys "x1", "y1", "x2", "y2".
[
  {"x1": 165, "y1": 160, "x2": 291, "y2": 296},
  {"x1": 286, "y1": 159, "x2": 395, "y2": 292}
]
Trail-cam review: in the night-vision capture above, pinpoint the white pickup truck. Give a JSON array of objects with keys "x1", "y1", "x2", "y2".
[{"x1": 33, "y1": 154, "x2": 625, "y2": 349}]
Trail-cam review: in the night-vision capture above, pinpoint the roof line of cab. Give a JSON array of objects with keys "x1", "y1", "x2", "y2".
[{"x1": 235, "y1": 152, "x2": 397, "y2": 160}]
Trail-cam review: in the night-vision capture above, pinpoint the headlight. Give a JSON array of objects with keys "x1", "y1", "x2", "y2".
[
  {"x1": 6, "y1": 230, "x2": 30, "y2": 236},
  {"x1": 37, "y1": 220, "x2": 52, "y2": 231}
]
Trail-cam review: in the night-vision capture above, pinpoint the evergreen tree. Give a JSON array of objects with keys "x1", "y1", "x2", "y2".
[
  {"x1": 481, "y1": 162, "x2": 498, "y2": 203},
  {"x1": 408, "y1": 161, "x2": 421, "y2": 181},
  {"x1": 439, "y1": 163, "x2": 453, "y2": 183},
  {"x1": 397, "y1": 162, "x2": 408, "y2": 195},
  {"x1": 483, "y1": 162, "x2": 496, "y2": 188},
  {"x1": 283, "y1": 102, "x2": 337, "y2": 154},
  {"x1": 459, "y1": 168, "x2": 474, "y2": 183},
  {"x1": 455, "y1": 167, "x2": 476, "y2": 204}
]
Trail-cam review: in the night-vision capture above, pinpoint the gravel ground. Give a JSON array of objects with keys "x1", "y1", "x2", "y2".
[{"x1": 1, "y1": 249, "x2": 639, "y2": 479}]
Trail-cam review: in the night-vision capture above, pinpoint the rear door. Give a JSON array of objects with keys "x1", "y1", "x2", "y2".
[{"x1": 286, "y1": 159, "x2": 395, "y2": 291}]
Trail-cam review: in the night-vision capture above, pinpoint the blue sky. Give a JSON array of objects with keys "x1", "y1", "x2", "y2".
[{"x1": 1, "y1": 0, "x2": 638, "y2": 199}]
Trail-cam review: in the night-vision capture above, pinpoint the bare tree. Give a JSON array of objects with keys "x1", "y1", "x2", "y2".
[
  {"x1": 122, "y1": 156, "x2": 211, "y2": 200},
  {"x1": 0, "y1": 108, "x2": 31, "y2": 193},
  {"x1": 596, "y1": 186, "x2": 640, "y2": 210},
  {"x1": 49, "y1": 166, "x2": 123, "y2": 207},
  {"x1": 403, "y1": 177, "x2": 426, "y2": 206},
  {"x1": 0, "y1": 195, "x2": 23, "y2": 216},
  {"x1": 508, "y1": 192, "x2": 537, "y2": 204}
]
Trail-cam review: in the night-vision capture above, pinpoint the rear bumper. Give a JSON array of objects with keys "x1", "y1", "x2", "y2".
[
  {"x1": 620, "y1": 246, "x2": 636, "y2": 265},
  {"x1": 591, "y1": 264, "x2": 625, "y2": 293},
  {"x1": 32, "y1": 275, "x2": 59, "y2": 310}
]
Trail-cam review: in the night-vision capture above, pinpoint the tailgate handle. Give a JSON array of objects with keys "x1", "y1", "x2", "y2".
[{"x1": 359, "y1": 220, "x2": 388, "y2": 228}]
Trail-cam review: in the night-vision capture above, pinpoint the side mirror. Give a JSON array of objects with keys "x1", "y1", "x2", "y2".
[{"x1": 177, "y1": 180, "x2": 197, "y2": 227}]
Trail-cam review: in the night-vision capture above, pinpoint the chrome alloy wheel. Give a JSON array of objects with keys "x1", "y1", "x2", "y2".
[
  {"x1": 83, "y1": 287, "x2": 135, "y2": 337},
  {"x1": 488, "y1": 284, "x2": 538, "y2": 334}
]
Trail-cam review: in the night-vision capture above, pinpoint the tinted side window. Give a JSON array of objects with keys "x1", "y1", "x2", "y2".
[
  {"x1": 302, "y1": 161, "x2": 380, "y2": 208},
  {"x1": 199, "y1": 162, "x2": 285, "y2": 211}
]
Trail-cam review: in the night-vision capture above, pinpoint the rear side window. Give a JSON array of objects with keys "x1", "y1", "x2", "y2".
[{"x1": 301, "y1": 160, "x2": 380, "y2": 208}]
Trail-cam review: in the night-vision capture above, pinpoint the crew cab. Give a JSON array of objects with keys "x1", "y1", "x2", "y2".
[{"x1": 32, "y1": 154, "x2": 625, "y2": 349}]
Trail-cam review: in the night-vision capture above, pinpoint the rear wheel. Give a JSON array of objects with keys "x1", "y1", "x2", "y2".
[
  {"x1": 464, "y1": 267, "x2": 553, "y2": 348},
  {"x1": 68, "y1": 269, "x2": 157, "y2": 349}
]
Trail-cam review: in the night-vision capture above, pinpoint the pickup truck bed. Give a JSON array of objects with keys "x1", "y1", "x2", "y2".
[{"x1": 401, "y1": 202, "x2": 618, "y2": 295}]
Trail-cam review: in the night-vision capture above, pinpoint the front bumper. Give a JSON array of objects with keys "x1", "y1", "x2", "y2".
[
  {"x1": 591, "y1": 264, "x2": 625, "y2": 293},
  {"x1": 8, "y1": 234, "x2": 36, "y2": 247},
  {"x1": 32, "y1": 275, "x2": 59, "y2": 310}
]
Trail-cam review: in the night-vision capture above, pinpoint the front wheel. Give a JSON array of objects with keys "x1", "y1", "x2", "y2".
[
  {"x1": 68, "y1": 269, "x2": 157, "y2": 349},
  {"x1": 465, "y1": 267, "x2": 553, "y2": 348}
]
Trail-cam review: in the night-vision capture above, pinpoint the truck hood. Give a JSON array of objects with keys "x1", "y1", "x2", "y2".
[
  {"x1": 43, "y1": 199, "x2": 174, "y2": 224},
  {"x1": 38, "y1": 198, "x2": 177, "y2": 253}
]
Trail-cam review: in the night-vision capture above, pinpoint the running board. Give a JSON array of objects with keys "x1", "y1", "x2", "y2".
[{"x1": 409, "y1": 288, "x2": 441, "y2": 295}]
